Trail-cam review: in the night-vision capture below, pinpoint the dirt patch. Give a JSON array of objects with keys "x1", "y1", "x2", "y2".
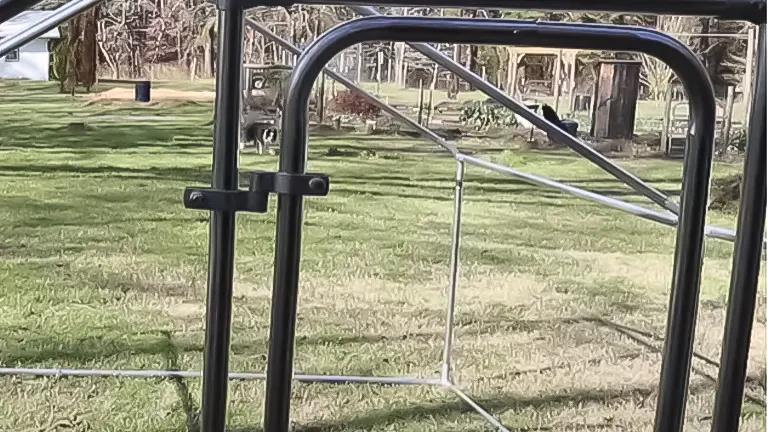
[{"x1": 86, "y1": 87, "x2": 216, "y2": 103}]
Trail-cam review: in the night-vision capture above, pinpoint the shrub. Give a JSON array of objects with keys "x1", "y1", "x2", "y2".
[
  {"x1": 728, "y1": 127, "x2": 747, "y2": 153},
  {"x1": 329, "y1": 91, "x2": 381, "y2": 120},
  {"x1": 459, "y1": 100, "x2": 518, "y2": 130}
]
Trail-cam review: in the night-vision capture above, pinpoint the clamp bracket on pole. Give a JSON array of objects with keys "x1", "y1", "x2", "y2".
[{"x1": 183, "y1": 171, "x2": 330, "y2": 213}]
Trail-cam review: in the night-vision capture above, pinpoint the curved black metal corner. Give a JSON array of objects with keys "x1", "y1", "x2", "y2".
[{"x1": 266, "y1": 15, "x2": 716, "y2": 432}]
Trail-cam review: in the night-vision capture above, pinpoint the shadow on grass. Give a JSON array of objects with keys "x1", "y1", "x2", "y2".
[
  {"x1": 311, "y1": 139, "x2": 454, "y2": 156},
  {"x1": 332, "y1": 177, "x2": 680, "y2": 201},
  {"x1": 0, "y1": 328, "x2": 444, "y2": 367},
  {"x1": 349, "y1": 171, "x2": 681, "y2": 186},
  {"x1": 0, "y1": 122, "x2": 211, "y2": 149},
  {"x1": 6, "y1": 215, "x2": 208, "y2": 230},
  {"x1": 0, "y1": 332, "x2": 184, "y2": 366},
  {"x1": 0, "y1": 314, "x2": 670, "y2": 378},
  {"x1": 0, "y1": 163, "x2": 211, "y2": 183},
  {"x1": 0, "y1": 162, "x2": 673, "y2": 211},
  {"x1": 163, "y1": 330, "x2": 201, "y2": 432},
  {"x1": 8, "y1": 311, "x2": 758, "y2": 395},
  {"x1": 326, "y1": 169, "x2": 681, "y2": 203},
  {"x1": 4, "y1": 314, "x2": 763, "y2": 431},
  {"x1": 228, "y1": 379, "x2": 719, "y2": 432}
]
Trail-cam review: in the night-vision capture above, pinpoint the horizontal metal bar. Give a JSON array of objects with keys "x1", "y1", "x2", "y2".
[
  {"x1": 457, "y1": 153, "x2": 678, "y2": 225},
  {"x1": 0, "y1": 367, "x2": 442, "y2": 385},
  {"x1": 455, "y1": 153, "x2": 760, "y2": 247},
  {"x1": 350, "y1": 5, "x2": 680, "y2": 215},
  {"x1": 704, "y1": 225, "x2": 740, "y2": 243},
  {"x1": 244, "y1": 17, "x2": 457, "y2": 155},
  {"x1": 267, "y1": 0, "x2": 765, "y2": 24}
]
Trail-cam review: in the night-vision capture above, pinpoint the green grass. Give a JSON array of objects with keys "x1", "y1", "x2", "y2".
[{"x1": 0, "y1": 81, "x2": 764, "y2": 432}]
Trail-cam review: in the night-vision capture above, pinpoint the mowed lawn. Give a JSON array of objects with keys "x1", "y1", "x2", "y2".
[{"x1": 0, "y1": 81, "x2": 764, "y2": 431}]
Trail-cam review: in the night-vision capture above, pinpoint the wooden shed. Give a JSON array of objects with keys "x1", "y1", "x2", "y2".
[{"x1": 590, "y1": 59, "x2": 642, "y2": 139}]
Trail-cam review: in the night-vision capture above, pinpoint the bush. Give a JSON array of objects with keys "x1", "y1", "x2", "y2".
[
  {"x1": 459, "y1": 100, "x2": 517, "y2": 130},
  {"x1": 728, "y1": 127, "x2": 747, "y2": 153},
  {"x1": 709, "y1": 173, "x2": 742, "y2": 211},
  {"x1": 329, "y1": 91, "x2": 381, "y2": 120}
]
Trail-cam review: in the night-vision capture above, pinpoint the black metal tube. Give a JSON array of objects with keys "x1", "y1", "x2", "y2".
[
  {"x1": 651, "y1": 56, "x2": 720, "y2": 432},
  {"x1": 262, "y1": 201, "x2": 305, "y2": 430},
  {"x1": 272, "y1": 0, "x2": 765, "y2": 24},
  {"x1": 262, "y1": 22, "x2": 309, "y2": 432},
  {"x1": 710, "y1": 24, "x2": 767, "y2": 432},
  {"x1": 0, "y1": 0, "x2": 45, "y2": 24},
  {"x1": 200, "y1": 6, "x2": 243, "y2": 432},
  {"x1": 268, "y1": 16, "x2": 716, "y2": 432}
]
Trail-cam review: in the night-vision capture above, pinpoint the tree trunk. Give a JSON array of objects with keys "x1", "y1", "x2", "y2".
[
  {"x1": 259, "y1": 35, "x2": 266, "y2": 64},
  {"x1": 394, "y1": 7, "x2": 409, "y2": 87},
  {"x1": 451, "y1": 44, "x2": 460, "y2": 95},
  {"x1": 464, "y1": 9, "x2": 479, "y2": 91},
  {"x1": 719, "y1": 85, "x2": 735, "y2": 153},
  {"x1": 356, "y1": 43, "x2": 363, "y2": 83},
  {"x1": 506, "y1": 48, "x2": 518, "y2": 96},
  {"x1": 207, "y1": 25, "x2": 216, "y2": 77},
  {"x1": 394, "y1": 42, "x2": 405, "y2": 86},
  {"x1": 427, "y1": 65, "x2": 438, "y2": 126},
  {"x1": 190, "y1": 57, "x2": 197, "y2": 81},
  {"x1": 697, "y1": 17, "x2": 720, "y2": 86},
  {"x1": 204, "y1": 43, "x2": 212, "y2": 77},
  {"x1": 376, "y1": 50, "x2": 383, "y2": 94}
]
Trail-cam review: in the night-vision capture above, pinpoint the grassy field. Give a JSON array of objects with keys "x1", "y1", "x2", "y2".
[{"x1": 0, "y1": 81, "x2": 764, "y2": 431}]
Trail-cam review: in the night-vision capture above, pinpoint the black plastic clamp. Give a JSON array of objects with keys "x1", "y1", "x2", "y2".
[
  {"x1": 183, "y1": 171, "x2": 330, "y2": 213},
  {"x1": 249, "y1": 171, "x2": 329, "y2": 196}
]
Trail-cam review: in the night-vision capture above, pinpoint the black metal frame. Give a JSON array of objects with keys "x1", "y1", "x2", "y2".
[
  {"x1": 194, "y1": 4, "x2": 764, "y2": 432},
  {"x1": 273, "y1": 16, "x2": 719, "y2": 432},
  {"x1": 0, "y1": 0, "x2": 764, "y2": 431}
]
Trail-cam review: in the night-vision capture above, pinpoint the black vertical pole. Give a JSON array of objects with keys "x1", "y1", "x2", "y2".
[
  {"x1": 710, "y1": 23, "x2": 767, "y2": 432},
  {"x1": 200, "y1": 4, "x2": 243, "y2": 432},
  {"x1": 262, "y1": 106, "x2": 307, "y2": 431},
  {"x1": 262, "y1": 23, "x2": 316, "y2": 432},
  {"x1": 652, "y1": 37, "x2": 718, "y2": 432}
]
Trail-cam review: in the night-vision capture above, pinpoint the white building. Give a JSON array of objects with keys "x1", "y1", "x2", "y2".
[{"x1": 0, "y1": 11, "x2": 61, "y2": 81}]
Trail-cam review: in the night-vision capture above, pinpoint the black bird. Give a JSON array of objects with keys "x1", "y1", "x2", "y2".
[{"x1": 540, "y1": 103, "x2": 569, "y2": 133}]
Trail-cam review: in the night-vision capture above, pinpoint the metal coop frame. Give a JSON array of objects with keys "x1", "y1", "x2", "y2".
[{"x1": 0, "y1": 0, "x2": 765, "y2": 432}]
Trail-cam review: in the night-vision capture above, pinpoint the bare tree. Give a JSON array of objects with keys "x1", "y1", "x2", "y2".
[{"x1": 640, "y1": 16, "x2": 696, "y2": 100}]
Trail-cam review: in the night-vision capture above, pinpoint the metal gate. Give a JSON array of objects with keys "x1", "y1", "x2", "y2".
[{"x1": 0, "y1": 0, "x2": 765, "y2": 431}]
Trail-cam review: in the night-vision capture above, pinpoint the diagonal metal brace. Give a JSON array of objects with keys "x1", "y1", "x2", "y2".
[{"x1": 183, "y1": 171, "x2": 330, "y2": 213}]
